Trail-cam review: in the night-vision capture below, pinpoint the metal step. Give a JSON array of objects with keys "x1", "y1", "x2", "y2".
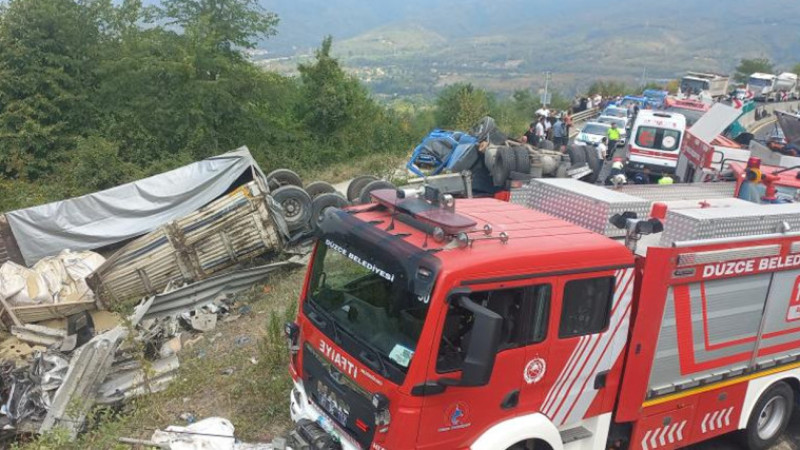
[{"x1": 560, "y1": 425, "x2": 593, "y2": 444}]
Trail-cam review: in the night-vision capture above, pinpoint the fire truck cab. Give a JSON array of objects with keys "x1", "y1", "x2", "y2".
[{"x1": 286, "y1": 180, "x2": 800, "y2": 450}]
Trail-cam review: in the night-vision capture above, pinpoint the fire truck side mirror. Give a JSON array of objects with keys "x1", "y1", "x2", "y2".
[{"x1": 439, "y1": 296, "x2": 503, "y2": 388}]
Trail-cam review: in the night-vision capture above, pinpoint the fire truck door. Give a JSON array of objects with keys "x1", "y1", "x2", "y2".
[
  {"x1": 538, "y1": 268, "x2": 635, "y2": 428},
  {"x1": 415, "y1": 285, "x2": 538, "y2": 449}
]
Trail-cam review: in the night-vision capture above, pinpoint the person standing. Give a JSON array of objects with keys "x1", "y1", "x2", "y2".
[
  {"x1": 553, "y1": 116, "x2": 567, "y2": 148},
  {"x1": 596, "y1": 137, "x2": 609, "y2": 160},
  {"x1": 607, "y1": 122, "x2": 621, "y2": 160},
  {"x1": 535, "y1": 117, "x2": 546, "y2": 146},
  {"x1": 523, "y1": 122, "x2": 537, "y2": 146},
  {"x1": 564, "y1": 112, "x2": 574, "y2": 139}
]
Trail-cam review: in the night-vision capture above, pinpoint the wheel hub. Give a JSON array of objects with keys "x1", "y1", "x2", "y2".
[{"x1": 757, "y1": 396, "x2": 787, "y2": 440}]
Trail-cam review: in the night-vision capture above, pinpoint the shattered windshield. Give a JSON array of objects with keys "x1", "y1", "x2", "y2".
[{"x1": 307, "y1": 239, "x2": 432, "y2": 375}]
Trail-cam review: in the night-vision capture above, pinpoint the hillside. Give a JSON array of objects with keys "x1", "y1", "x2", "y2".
[{"x1": 256, "y1": 0, "x2": 800, "y2": 97}]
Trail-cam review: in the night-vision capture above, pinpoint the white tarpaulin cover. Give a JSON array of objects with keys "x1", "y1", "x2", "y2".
[{"x1": 6, "y1": 147, "x2": 266, "y2": 266}]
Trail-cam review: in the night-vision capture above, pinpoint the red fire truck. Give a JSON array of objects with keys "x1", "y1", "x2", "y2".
[{"x1": 285, "y1": 179, "x2": 800, "y2": 450}]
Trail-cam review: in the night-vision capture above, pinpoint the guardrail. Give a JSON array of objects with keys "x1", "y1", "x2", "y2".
[{"x1": 569, "y1": 107, "x2": 600, "y2": 138}]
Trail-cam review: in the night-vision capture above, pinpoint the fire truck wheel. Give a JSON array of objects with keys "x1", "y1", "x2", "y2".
[
  {"x1": 271, "y1": 185, "x2": 312, "y2": 231},
  {"x1": 358, "y1": 179, "x2": 396, "y2": 204},
  {"x1": 745, "y1": 381, "x2": 794, "y2": 450},
  {"x1": 514, "y1": 147, "x2": 531, "y2": 174},
  {"x1": 304, "y1": 181, "x2": 337, "y2": 199},
  {"x1": 566, "y1": 145, "x2": 586, "y2": 168},
  {"x1": 266, "y1": 168, "x2": 303, "y2": 191},
  {"x1": 346, "y1": 175, "x2": 378, "y2": 202},
  {"x1": 311, "y1": 193, "x2": 350, "y2": 232}
]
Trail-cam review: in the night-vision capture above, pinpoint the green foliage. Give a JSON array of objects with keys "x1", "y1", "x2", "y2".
[
  {"x1": 434, "y1": 83, "x2": 491, "y2": 130},
  {"x1": 587, "y1": 80, "x2": 629, "y2": 97},
  {"x1": 734, "y1": 58, "x2": 774, "y2": 83},
  {"x1": 792, "y1": 63, "x2": 800, "y2": 76},
  {"x1": 0, "y1": 0, "x2": 102, "y2": 179},
  {"x1": 641, "y1": 81, "x2": 666, "y2": 91},
  {"x1": 0, "y1": 1, "x2": 418, "y2": 211}
]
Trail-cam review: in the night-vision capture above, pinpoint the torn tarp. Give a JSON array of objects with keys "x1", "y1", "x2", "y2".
[{"x1": 6, "y1": 147, "x2": 268, "y2": 266}]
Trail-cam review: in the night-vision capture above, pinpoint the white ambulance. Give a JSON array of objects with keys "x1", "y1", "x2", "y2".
[{"x1": 627, "y1": 110, "x2": 687, "y2": 175}]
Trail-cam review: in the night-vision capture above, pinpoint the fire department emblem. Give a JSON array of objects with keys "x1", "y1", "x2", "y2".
[{"x1": 524, "y1": 358, "x2": 547, "y2": 384}]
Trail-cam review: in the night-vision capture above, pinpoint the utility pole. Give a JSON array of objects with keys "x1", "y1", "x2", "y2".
[{"x1": 542, "y1": 71, "x2": 552, "y2": 107}]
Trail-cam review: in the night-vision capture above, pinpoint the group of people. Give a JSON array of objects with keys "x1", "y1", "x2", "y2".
[
  {"x1": 522, "y1": 111, "x2": 573, "y2": 148},
  {"x1": 572, "y1": 94, "x2": 621, "y2": 114}
]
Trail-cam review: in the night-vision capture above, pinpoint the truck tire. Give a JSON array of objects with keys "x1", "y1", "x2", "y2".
[
  {"x1": 346, "y1": 175, "x2": 378, "y2": 202},
  {"x1": 566, "y1": 145, "x2": 586, "y2": 167},
  {"x1": 539, "y1": 139, "x2": 555, "y2": 150},
  {"x1": 744, "y1": 381, "x2": 794, "y2": 450},
  {"x1": 266, "y1": 169, "x2": 303, "y2": 191},
  {"x1": 358, "y1": 180, "x2": 396, "y2": 204},
  {"x1": 514, "y1": 147, "x2": 531, "y2": 174},
  {"x1": 304, "y1": 181, "x2": 337, "y2": 199},
  {"x1": 272, "y1": 185, "x2": 312, "y2": 231},
  {"x1": 492, "y1": 146, "x2": 511, "y2": 187},
  {"x1": 484, "y1": 147, "x2": 499, "y2": 171},
  {"x1": 311, "y1": 193, "x2": 350, "y2": 232},
  {"x1": 583, "y1": 145, "x2": 601, "y2": 182}
]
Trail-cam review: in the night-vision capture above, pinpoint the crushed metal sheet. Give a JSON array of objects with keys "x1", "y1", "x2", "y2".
[
  {"x1": 39, "y1": 326, "x2": 128, "y2": 437},
  {"x1": 96, "y1": 354, "x2": 179, "y2": 405},
  {"x1": 141, "y1": 261, "x2": 297, "y2": 320},
  {"x1": 10, "y1": 324, "x2": 66, "y2": 347}
]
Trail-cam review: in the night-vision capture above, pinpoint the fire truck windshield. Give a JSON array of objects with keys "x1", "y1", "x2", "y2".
[{"x1": 307, "y1": 239, "x2": 432, "y2": 381}]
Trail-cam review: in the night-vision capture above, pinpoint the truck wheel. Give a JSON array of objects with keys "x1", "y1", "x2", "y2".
[
  {"x1": 539, "y1": 139, "x2": 555, "y2": 150},
  {"x1": 346, "y1": 175, "x2": 378, "y2": 202},
  {"x1": 305, "y1": 181, "x2": 337, "y2": 199},
  {"x1": 272, "y1": 185, "x2": 312, "y2": 231},
  {"x1": 500, "y1": 146, "x2": 516, "y2": 176},
  {"x1": 566, "y1": 145, "x2": 586, "y2": 167},
  {"x1": 484, "y1": 146, "x2": 499, "y2": 171},
  {"x1": 583, "y1": 146, "x2": 601, "y2": 182},
  {"x1": 491, "y1": 151, "x2": 510, "y2": 187},
  {"x1": 266, "y1": 169, "x2": 303, "y2": 191},
  {"x1": 311, "y1": 193, "x2": 349, "y2": 232},
  {"x1": 514, "y1": 147, "x2": 531, "y2": 174},
  {"x1": 358, "y1": 180, "x2": 395, "y2": 204},
  {"x1": 745, "y1": 381, "x2": 794, "y2": 450}
]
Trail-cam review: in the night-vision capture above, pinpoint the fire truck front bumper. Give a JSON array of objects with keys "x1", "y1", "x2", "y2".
[{"x1": 289, "y1": 379, "x2": 360, "y2": 450}]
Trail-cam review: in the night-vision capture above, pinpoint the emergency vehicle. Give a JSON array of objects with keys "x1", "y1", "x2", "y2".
[
  {"x1": 285, "y1": 178, "x2": 800, "y2": 450},
  {"x1": 627, "y1": 111, "x2": 686, "y2": 175}
]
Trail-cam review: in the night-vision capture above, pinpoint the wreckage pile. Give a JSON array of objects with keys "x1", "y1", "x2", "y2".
[{"x1": 0, "y1": 147, "x2": 324, "y2": 444}]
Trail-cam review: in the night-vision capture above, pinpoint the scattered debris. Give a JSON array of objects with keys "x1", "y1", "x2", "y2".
[
  {"x1": 190, "y1": 312, "x2": 217, "y2": 332},
  {"x1": 10, "y1": 324, "x2": 66, "y2": 347},
  {"x1": 149, "y1": 417, "x2": 279, "y2": 450}
]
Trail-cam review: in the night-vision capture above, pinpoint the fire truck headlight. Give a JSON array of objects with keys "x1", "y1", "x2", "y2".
[{"x1": 372, "y1": 392, "x2": 389, "y2": 410}]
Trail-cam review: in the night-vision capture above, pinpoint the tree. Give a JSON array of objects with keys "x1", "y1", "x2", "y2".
[
  {"x1": 435, "y1": 83, "x2": 491, "y2": 130},
  {"x1": 0, "y1": 0, "x2": 102, "y2": 179},
  {"x1": 158, "y1": 0, "x2": 278, "y2": 79},
  {"x1": 733, "y1": 58, "x2": 774, "y2": 83},
  {"x1": 297, "y1": 36, "x2": 375, "y2": 139},
  {"x1": 792, "y1": 63, "x2": 800, "y2": 77}
]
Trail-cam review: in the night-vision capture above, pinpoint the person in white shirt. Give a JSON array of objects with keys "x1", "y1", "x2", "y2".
[
  {"x1": 534, "y1": 118, "x2": 546, "y2": 144},
  {"x1": 596, "y1": 137, "x2": 609, "y2": 160}
]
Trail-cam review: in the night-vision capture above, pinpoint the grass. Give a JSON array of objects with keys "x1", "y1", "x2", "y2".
[
  {"x1": 14, "y1": 267, "x2": 307, "y2": 449},
  {"x1": 297, "y1": 152, "x2": 409, "y2": 185}
]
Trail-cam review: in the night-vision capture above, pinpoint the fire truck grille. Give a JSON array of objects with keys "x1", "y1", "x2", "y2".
[{"x1": 303, "y1": 343, "x2": 376, "y2": 449}]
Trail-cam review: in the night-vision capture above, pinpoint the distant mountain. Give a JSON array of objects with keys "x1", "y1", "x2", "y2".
[{"x1": 223, "y1": 1, "x2": 800, "y2": 96}]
